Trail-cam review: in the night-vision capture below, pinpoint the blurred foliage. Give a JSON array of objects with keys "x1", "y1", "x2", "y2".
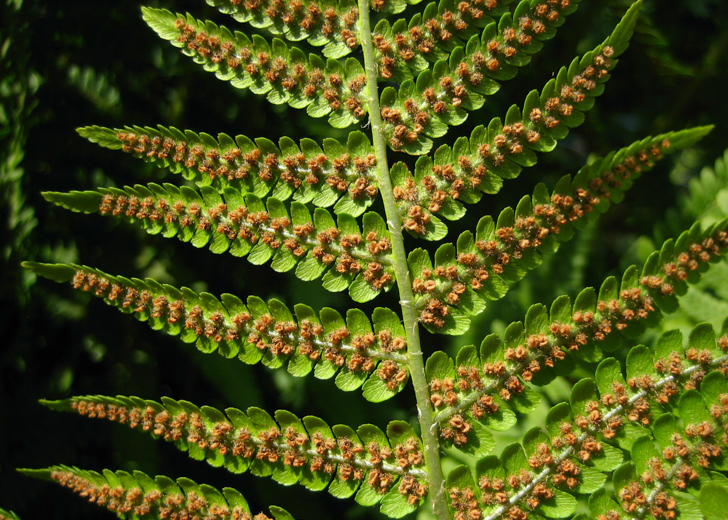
[{"x1": 2, "y1": 0, "x2": 728, "y2": 519}]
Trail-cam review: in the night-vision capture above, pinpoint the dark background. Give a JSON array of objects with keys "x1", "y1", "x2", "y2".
[{"x1": 2, "y1": 0, "x2": 728, "y2": 518}]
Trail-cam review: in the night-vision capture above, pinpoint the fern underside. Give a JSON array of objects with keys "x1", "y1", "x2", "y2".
[{"x1": 16, "y1": 1, "x2": 728, "y2": 520}]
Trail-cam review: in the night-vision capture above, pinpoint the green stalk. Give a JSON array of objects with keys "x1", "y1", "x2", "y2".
[{"x1": 356, "y1": 3, "x2": 450, "y2": 519}]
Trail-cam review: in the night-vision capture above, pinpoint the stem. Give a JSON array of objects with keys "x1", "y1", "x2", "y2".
[{"x1": 357, "y1": 3, "x2": 450, "y2": 519}]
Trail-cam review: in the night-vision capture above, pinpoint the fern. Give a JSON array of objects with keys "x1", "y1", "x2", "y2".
[
  {"x1": 17, "y1": 466, "x2": 294, "y2": 520},
  {"x1": 14, "y1": 0, "x2": 728, "y2": 519}
]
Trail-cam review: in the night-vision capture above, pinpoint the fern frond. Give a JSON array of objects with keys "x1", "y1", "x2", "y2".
[
  {"x1": 381, "y1": 0, "x2": 639, "y2": 154},
  {"x1": 592, "y1": 363, "x2": 728, "y2": 519},
  {"x1": 373, "y1": 0, "x2": 579, "y2": 82},
  {"x1": 398, "y1": 127, "x2": 711, "y2": 240},
  {"x1": 142, "y1": 8, "x2": 367, "y2": 128},
  {"x1": 425, "y1": 221, "x2": 728, "y2": 453},
  {"x1": 682, "y1": 148, "x2": 728, "y2": 226},
  {"x1": 77, "y1": 125, "x2": 378, "y2": 217},
  {"x1": 0, "y1": 508, "x2": 21, "y2": 520},
  {"x1": 443, "y1": 323, "x2": 728, "y2": 520},
  {"x1": 408, "y1": 128, "x2": 712, "y2": 333},
  {"x1": 66, "y1": 64, "x2": 121, "y2": 114},
  {"x1": 41, "y1": 397, "x2": 428, "y2": 517},
  {"x1": 41, "y1": 185, "x2": 395, "y2": 301},
  {"x1": 22, "y1": 262, "x2": 409, "y2": 401},
  {"x1": 206, "y1": 0, "x2": 517, "y2": 73},
  {"x1": 206, "y1": 0, "x2": 361, "y2": 59},
  {"x1": 19, "y1": 465, "x2": 294, "y2": 520}
]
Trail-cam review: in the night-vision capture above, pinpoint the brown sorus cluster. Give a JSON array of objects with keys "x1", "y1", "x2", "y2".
[
  {"x1": 653, "y1": 332, "x2": 728, "y2": 391},
  {"x1": 618, "y1": 481, "x2": 649, "y2": 515},
  {"x1": 412, "y1": 135, "x2": 672, "y2": 329},
  {"x1": 667, "y1": 425, "x2": 723, "y2": 473},
  {"x1": 226, "y1": 0, "x2": 360, "y2": 48},
  {"x1": 94, "y1": 189, "x2": 395, "y2": 292},
  {"x1": 549, "y1": 420, "x2": 605, "y2": 466},
  {"x1": 448, "y1": 486, "x2": 482, "y2": 520},
  {"x1": 621, "y1": 471, "x2": 679, "y2": 520},
  {"x1": 379, "y1": 2, "x2": 588, "y2": 150},
  {"x1": 70, "y1": 268, "x2": 408, "y2": 387},
  {"x1": 478, "y1": 468, "x2": 554, "y2": 519},
  {"x1": 172, "y1": 18, "x2": 366, "y2": 119},
  {"x1": 527, "y1": 442, "x2": 583, "y2": 490},
  {"x1": 596, "y1": 511, "x2": 623, "y2": 520},
  {"x1": 114, "y1": 130, "x2": 378, "y2": 201},
  {"x1": 67, "y1": 399, "x2": 428, "y2": 502},
  {"x1": 599, "y1": 380, "x2": 652, "y2": 432},
  {"x1": 709, "y1": 392, "x2": 728, "y2": 446},
  {"x1": 49, "y1": 468, "x2": 260, "y2": 520}
]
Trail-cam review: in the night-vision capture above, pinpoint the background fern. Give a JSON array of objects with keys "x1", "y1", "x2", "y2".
[{"x1": 3, "y1": 0, "x2": 728, "y2": 519}]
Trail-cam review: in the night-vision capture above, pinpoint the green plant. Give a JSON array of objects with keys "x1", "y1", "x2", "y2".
[{"x1": 14, "y1": 0, "x2": 728, "y2": 519}]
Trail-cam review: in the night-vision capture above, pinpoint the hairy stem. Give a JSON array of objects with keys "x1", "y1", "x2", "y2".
[{"x1": 357, "y1": 2, "x2": 449, "y2": 518}]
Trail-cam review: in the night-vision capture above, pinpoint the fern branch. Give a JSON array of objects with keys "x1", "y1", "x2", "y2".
[
  {"x1": 78, "y1": 125, "x2": 378, "y2": 217},
  {"x1": 23, "y1": 262, "x2": 410, "y2": 401},
  {"x1": 41, "y1": 397, "x2": 429, "y2": 516},
  {"x1": 682, "y1": 148, "x2": 728, "y2": 225},
  {"x1": 392, "y1": 122, "x2": 710, "y2": 242},
  {"x1": 42, "y1": 185, "x2": 395, "y2": 302},
  {"x1": 428, "y1": 220, "x2": 728, "y2": 436},
  {"x1": 373, "y1": 0, "x2": 579, "y2": 82},
  {"x1": 400, "y1": 126, "x2": 710, "y2": 240},
  {"x1": 145, "y1": 0, "x2": 588, "y2": 144},
  {"x1": 381, "y1": 0, "x2": 639, "y2": 154},
  {"x1": 591, "y1": 364, "x2": 728, "y2": 519},
  {"x1": 143, "y1": 7, "x2": 367, "y2": 128},
  {"x1": 408, "y1": 128, "x2": 712, "y2": 333},
  {"x1": 444, "y1": 324, "x2": 728, "y2": 520},
  {"x1": 19, "y1": 465, "x2": 294, "y2": 520}
]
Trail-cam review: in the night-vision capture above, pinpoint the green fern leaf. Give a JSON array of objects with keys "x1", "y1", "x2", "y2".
[
  {"x1": 426, "y1": 221, "x2": 728, "y2": 452},
  {"x1": 40, "y1": 397, "x2": 428, "y2": 516},
  {"x1": 374, "y1": 0, "x2": 582, "y2": 84},
  {"x1": 409, "y1": 129, "x2": 712, "y2": 333},
  {"x1": 18, "y1": 465, "x2": 291, "y2": 520},
  {"x1": 399, "y1": 126, "x2": 711, "y2": 239},
  {"x1": 380, "y1": 0, "x2": 632, "y2": 153},
  {"x1": 21, "y1": 0, "x2": 728, "y2": 518},
  {"x1": 23, "y1": 261, "x2": 410, "y2": 399},
  {"x1": 77, "y1": 125, "x2": 378, "y2": 216},
  {"x1": 142, "y1": 7, "x2": 368, "y2": 128},
  {"x1": 443, "y1": 323, "x2": 728, "y2": 519},
  {"x1": 681, "y1": 148, "x2": 728, "y2": 228},
  {"x1": 41, "y1": 185, "x2": 395, "y2": 301}
]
